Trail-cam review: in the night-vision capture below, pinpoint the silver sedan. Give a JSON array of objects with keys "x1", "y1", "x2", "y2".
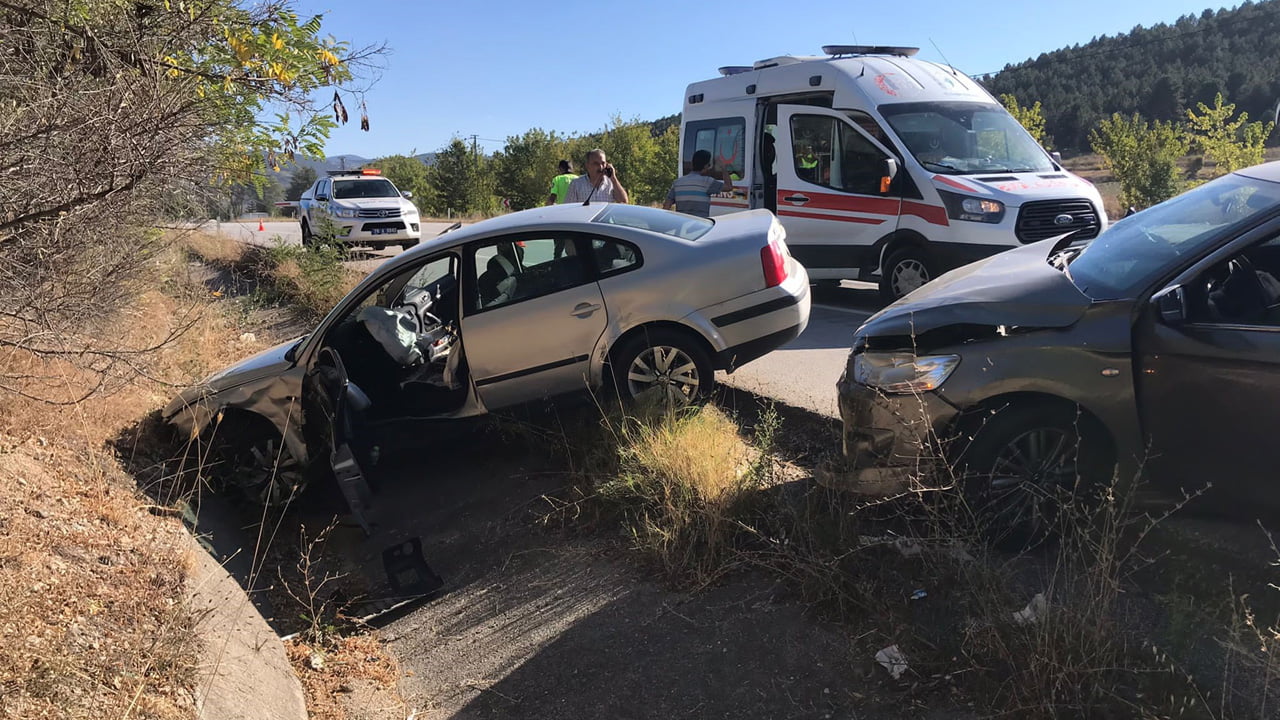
[{"x1": 165, "y1": 203, "x2": 810, "y2": 506}]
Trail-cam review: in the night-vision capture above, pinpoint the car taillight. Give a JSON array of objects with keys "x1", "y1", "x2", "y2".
[{"x1": 761, "y1": 240, "x2": 787, "y2": 288}]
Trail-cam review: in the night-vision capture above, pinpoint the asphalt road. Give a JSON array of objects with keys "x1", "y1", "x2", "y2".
[{"x1": 203, "y1": 218, "x2": 879, "y2": 415}]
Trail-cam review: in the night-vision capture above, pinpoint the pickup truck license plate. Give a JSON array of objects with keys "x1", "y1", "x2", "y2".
[{"x1": 371, "y1": 228, "x2": 394, "y2": 235}]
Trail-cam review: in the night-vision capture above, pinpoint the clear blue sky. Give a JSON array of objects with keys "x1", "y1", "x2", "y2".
[{"x1": 297, "y1": 0, "x2": 1238, "y2": 159}]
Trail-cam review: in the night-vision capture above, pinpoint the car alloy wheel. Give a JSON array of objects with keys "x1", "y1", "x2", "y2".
[
  {"x1": 612, "y1": 327, "x2": 714, "y2": 407},
  {"x1": 209, "y1": 415, "x2": 308, "y2": 507},
  {"x1": 627, "y1": 345, "x2": 701, "y2": 403},
  {"x1": 957, "y1": 403, "x2": 1112, "y2": 549}
]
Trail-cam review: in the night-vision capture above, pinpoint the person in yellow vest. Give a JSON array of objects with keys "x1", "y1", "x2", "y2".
[
  {"x1": 545, "y1": 160, "x2": 578, "y2": 205},
  {"x1": 798, "y1": 144, "x2": 818, "y2": 181}
]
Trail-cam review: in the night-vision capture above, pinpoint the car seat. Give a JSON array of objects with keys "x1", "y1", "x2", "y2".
[{"x1": 477, "y1": 243, "x2": 521, "y2": 307}]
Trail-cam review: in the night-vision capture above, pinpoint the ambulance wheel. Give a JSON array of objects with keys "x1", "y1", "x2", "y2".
[{"x1": 879, "y1": 246, "x2": 935, "y2": 303}]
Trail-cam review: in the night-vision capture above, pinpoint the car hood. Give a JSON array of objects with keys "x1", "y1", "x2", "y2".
[
  {"x1": 859, "y1": 241, "x2": 1092, "y2": 337},
  {"x1": 333, "y1": 197, "x2": 411, "y2": 211},
  {"x1": 163, "y1": 337, "x2": 300, "y2": 416},
  {"x1": 933, "y1": 171, "x2": 1102, "y2": 207}
]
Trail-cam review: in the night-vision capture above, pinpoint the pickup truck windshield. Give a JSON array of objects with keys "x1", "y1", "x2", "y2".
[
  {"x1": 879, "y1": 101, "x2": 1054, "y2": 175},
  {"x1": 333, "y1": 178, "x2": 399, "y2": 199}
]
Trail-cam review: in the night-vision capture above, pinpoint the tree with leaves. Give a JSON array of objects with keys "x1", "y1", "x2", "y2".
[
  {"x1": 1185, "y1": 93, "x2": 1274, "y2": 177},
  {"x1": 1090, "y1": 113, "x2": 1189, "y2": 210},
  {"x1": 428, "y1": 138, "x2": 494, "y2": 217},
  {"x1": 1000, "y1": 94, "x2": 1051, "y2": 149},
  {"x1": 366, "y1": 155, "x2": 434, "y2": 211},
  {"x1": 493, "y1": 129, "x2": 565, "y2": 211},
  {"x1": 0, "y1": 0, "x2": 380, "y2": 402},
  {"x1": 286, "y1": 165, "x2": 319, "y2": 201}
]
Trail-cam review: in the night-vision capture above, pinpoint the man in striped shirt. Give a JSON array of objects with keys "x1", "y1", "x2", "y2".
[{"x1": 663, "y1": 150, "x2": 733, "y2": 218}]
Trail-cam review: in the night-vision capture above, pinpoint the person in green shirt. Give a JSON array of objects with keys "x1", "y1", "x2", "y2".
[{"x1": 546, "y1": 160, "x2": 578, "y2": 205}]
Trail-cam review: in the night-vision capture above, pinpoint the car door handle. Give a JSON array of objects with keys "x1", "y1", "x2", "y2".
[
  {"x1": 571, "y1": 302, "x2": 602, "y2": 318},
  {"x1": 783, "y1": 194, "x2": 810, "y2": 205}
]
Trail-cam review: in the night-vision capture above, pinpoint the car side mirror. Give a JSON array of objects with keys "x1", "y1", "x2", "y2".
[
  {"x1": 402, "y1": 191, "x2": 413, "y2": 199},
  {"x1": 1154, "y1": 286, "x2": 1187, "y2": 326},
  {"x1": 1051, "y1": 151, "x2": 1063, "y2": 164},
  {"x1": 316, "y1": 194, "x2": 328, "y2": 201},
  {"x1": 880, "y1": 158, "x2": 898, "y2": 194}
]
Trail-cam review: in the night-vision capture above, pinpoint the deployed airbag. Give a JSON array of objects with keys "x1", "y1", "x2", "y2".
[{"x1": 358, "y1": 306, "x2": 422, "y2": 366}]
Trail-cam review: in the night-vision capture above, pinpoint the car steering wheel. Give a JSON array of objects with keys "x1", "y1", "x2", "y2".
[{"x1": 1211, "y1": 255, "x2": 1272, "y2": 322}]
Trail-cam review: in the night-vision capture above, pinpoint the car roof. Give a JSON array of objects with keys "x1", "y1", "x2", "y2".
[
  {"x1": 411, "y1": 203, "x2": 611, "y2": 252},
  {"x1": 1235, "y1": 161, "x2": 1280, "y2": 184}
]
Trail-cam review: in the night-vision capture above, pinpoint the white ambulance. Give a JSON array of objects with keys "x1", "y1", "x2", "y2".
[{"x1": 680, "y1": 45, "x2": 1107, "y2": 301}]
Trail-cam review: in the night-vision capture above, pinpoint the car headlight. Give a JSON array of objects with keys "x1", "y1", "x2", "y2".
[
  {"x1": 852, "y1": 352, "x2": 960, "y2": 394},
  {"x1": 331, "y1": 205, "x2": 358, "y2": 218},
  {"x1": 938, "y1": 189, "x2": 1005, "y2": 223}
]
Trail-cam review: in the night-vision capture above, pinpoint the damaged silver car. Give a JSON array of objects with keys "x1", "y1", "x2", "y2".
[
  {"x1": 166, "y1": 203, "x2": 810, "y2": 508},
  {"x1": 837, "y1": 162, "x2": 1280, "y2": 537}
]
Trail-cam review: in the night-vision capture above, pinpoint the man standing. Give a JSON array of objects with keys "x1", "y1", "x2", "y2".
[
  {"x1": 564, "y1": 149, "x2": 628, "y2": 204},
  {"x1": 663, "y1": 150, "x2": 732, "y2": 218},
  {"x1": 545, "y1": 160, "x2": 577, "y2": 205}
]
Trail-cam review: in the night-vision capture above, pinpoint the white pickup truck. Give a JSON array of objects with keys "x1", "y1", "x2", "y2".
[{"x1": 288, "y1": 169, "x2": 422, "y2": 250}]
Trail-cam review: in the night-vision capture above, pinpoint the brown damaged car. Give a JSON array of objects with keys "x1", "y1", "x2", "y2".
[{"x1": 837, "y1": 162, "x2": 1280, "y2": 533}]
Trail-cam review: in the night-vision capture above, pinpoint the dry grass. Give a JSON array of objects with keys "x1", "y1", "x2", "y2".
[
  {"x1": 286, "y1": 634, "x2": 405, "y2": 720},
  {"x1": 0, "y1": 241, "x2": 284, "y2": 719}
]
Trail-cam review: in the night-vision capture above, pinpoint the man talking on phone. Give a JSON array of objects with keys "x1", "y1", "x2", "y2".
[{"x1": 565, "y1": 148, "x2": 629, "y2": 204}]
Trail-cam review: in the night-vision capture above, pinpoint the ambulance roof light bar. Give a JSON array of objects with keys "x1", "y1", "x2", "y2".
[{"x1": 822, "y1": 45, "x2": 919, "y2": 58}]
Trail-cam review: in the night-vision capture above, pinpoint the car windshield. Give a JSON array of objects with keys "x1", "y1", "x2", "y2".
[
  {"x1": 333, "y1": 178, "x2": 399, "y2": 199},
  {"x1": 592, "y1": 205, "x2": 713, "y2": 240},
  {"x1": 879, "y1": 101, "x2": 1054, "y2": 175},
  {"x1": 1066, "y1": 173, "x2": 1280, "y2": 300}
]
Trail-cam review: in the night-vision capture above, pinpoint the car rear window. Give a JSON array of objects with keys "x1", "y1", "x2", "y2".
[{"x1": 592, "y1": 205, "x2": 712, "y2": 240}]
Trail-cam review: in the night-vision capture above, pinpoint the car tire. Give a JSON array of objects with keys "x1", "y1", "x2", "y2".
[
  {"x1": 955, "y1": 403, "x2": 1114, "y2": 549},
  {"x1": 301, "y1": 220, "x2": 314, "y2": 248},
  {"x1": 610, "y1": 327, "x2": 714, "y2": 407},
  {"x1": 207, "y1": 413, "x2": 308, "y2": 507},
  {"x1": 879, "y1": 246, "x2": 935, "y2": 303}
]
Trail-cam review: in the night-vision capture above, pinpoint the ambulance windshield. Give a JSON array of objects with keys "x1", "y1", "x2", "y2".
[{"x1": 879, "y1": 101, "x2": 1054, "y2": 175}]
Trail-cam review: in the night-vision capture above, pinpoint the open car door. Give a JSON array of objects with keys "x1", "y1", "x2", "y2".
[{"x1": 303, "y1": 347, "x2": 375, "y2": 533}]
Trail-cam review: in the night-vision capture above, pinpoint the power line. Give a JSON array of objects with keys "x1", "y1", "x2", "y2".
[{"x1": 974, "y1": 2, "x2": 1280, "y2": 78}]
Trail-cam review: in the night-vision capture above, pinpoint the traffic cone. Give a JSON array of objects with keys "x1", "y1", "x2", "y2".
[{"x1": 257, "y1": 219, "x2": 265, "y2": 232}]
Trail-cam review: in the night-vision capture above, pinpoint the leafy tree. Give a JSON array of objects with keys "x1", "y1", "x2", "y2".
[
  {"x1": 1000, "y1": 94, "x2": 1051, "y2": 149},
  {"x1": 1090, "y1": 113, "x2": 1189, "y2": 209},
  {"x1": 1185, "y1": 93, "x2": 1274, "y2": 177},
  {"x1": 366, "y1": 155, "x2": 434, "y2": 211},
  {"x1": 493, "y1": 129, "x2": 564, "y2": 210},
  {"x1": 0, "y1": 0, "x2": 377, "y2": 401},
  {"x1": 428, "y1": 138, "x2": 494, "y2": 217},
  {"x1": 286, "y1": 165, "x2": 318, "y2": 200}
]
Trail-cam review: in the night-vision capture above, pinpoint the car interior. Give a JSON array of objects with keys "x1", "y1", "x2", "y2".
[
  {"x1": 1189, "y1": 236, "x2": 1280, "y2": 325},
  {"x1": 322, "y1": 255, "x2": 471, "y2": 427}
]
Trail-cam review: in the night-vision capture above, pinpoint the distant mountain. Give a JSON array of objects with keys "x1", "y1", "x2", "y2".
[
  {"x1": 268, "y1": 152, "x2": 435, "y2": 185},
  {"x1": 982, "y1": 1, "x2": 1280, "y2": 152}
]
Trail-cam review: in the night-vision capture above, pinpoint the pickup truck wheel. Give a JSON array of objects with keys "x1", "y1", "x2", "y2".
[
  {"x1": 402, "y1": 240, "x2": 419, "y2": 250},
  {"x1": 301, "y1": 220, "x2": 314, "y2": 248},
  {"x1": 879, "y1": 246, "x2": 935, "y2": 303}
]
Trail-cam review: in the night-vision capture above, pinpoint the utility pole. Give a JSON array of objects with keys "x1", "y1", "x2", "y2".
[{"x1": 468, "y1": 134, "x2": 478, "y2": 159}]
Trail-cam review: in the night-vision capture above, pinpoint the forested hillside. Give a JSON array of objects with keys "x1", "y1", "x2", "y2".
[{"x1": 983, "y1": 0, "x2": 1280, "y2": 152}]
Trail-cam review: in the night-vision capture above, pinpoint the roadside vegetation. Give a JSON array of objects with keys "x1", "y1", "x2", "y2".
[{"x1": 531, "y1": 396, "x2": 1280, "y2": 718}]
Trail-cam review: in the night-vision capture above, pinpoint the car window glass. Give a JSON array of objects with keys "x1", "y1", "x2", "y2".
[
  {"x1": 682, "y1": 117, "x2": 746, "y2": 178},
  {"x1": 1068, "y1": 174, "x2": 1280, "y2": 300},
  {"x1": 592, "y1": 205, "x2": 712, "y2": 240},
  {"x1": 790, "y1": 114, "x2": 887, "y2": 195},
  {"x1": 333, "y1": 179, "x2": 399, "y2": 199},
  {"x1": 590, "y1": 238, "x2": 640, "y2": 276},
  {"x1": 1187, "y1": 233, "x2": 1280, "y2": 326},
  {"x1": 471, "y1": 237, "x2": 587, "y2": 310},
  {"x1": 405, "y1": 255, "x2": 454, "y2": 291}
]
